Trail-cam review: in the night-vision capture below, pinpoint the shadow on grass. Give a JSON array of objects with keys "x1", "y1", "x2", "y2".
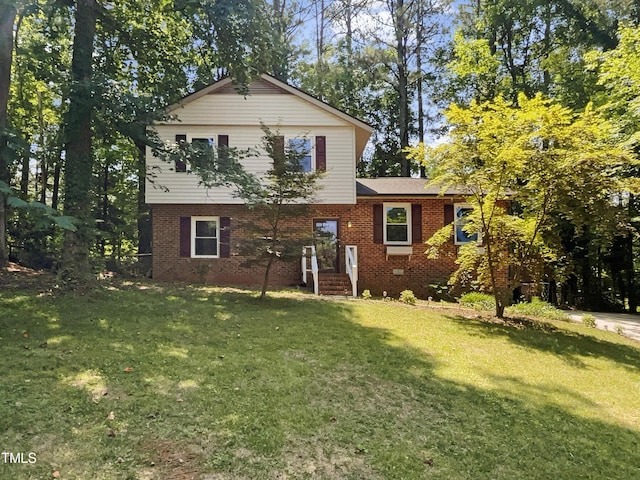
[
  {"x1": 444, "y1": 313, "x2": 640, "y2": 370},
  {"x1": 1, "y1": 285, "x2": 640, "y2": 479}
]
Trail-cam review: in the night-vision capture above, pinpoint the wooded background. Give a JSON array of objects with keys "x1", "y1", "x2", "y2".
[{"x1": 0, "y1": 0, "x2": 638, "y2": 311}]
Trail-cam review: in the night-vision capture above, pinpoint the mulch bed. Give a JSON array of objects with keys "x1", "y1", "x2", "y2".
[{"x1": 0, "y1": 262, "x2": 57, "y2": 292}]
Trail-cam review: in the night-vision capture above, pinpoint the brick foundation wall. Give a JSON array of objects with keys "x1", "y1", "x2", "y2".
[{"x1": 151, "y1": 198, "x2": 463, "y2": 298}]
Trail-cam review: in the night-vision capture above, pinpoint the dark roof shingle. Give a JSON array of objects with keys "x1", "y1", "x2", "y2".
[{"x1": 356, "y1": 178, "x2": 467, "y2": 196}]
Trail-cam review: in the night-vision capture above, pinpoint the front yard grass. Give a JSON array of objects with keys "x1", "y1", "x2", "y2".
[{"x1": 1, "y1": 282, "x2": 639, "y2": 479}]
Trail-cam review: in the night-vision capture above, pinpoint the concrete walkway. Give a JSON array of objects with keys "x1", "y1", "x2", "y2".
[{"x1": 568, "y1": 311, "x2": 640, "y2": 342}]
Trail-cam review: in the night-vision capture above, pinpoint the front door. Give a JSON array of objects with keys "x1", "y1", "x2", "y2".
[{"x1": 313, "y1": 219, "x2": 339, "y2": 272}]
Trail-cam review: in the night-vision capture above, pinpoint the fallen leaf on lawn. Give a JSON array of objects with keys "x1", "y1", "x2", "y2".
[
  {"x1": 52, "y1": 472, "x2": 60, "y2": 478},
  {"x1": 23, "y1": 332, "x2": 29, "y2": 338},
  {"x1": 107, "y1": 411, "x2": 115, "y2": 420},
  {"x1": 176, "y1": 398, "x2": 183, "y2": 402},
  {"x1": 123, "y1": 367, "x2": 133, "y2": 372}
]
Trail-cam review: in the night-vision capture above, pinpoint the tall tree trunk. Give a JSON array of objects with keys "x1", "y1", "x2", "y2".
[
  {"x1": 38, "y1": 91, "x2": 48, "y2": 204},
  {"x1": 626, "y1": 224, "x2": 637, "y2": 313},
  {"x1": 415, "y1": 3, "x2": 425, "y2": 178},
  {"x1": 0, "y1": 2, "x2": 17, "y2": 267},
  {"x1": 100, "y1": 161, "x2": 108, "y2": 257},
  {"x1": 135, "y1": 138, "x2": 151, "y2": 256},
  {"x1": 20, "y1": 146, "x2": 28, "y2": 195},
  {"x1": 315, "y1": 0, "x2": 326, "y2": 97},
  {"x1": 393, "y1": 0, "x2": 411, "y2": 177},
  {"x1": 59, "y1": 0, "x2": 97, "y2": 285},
  {"x1": 51, "y1": 156, "x2": 61, "y2": 209}
]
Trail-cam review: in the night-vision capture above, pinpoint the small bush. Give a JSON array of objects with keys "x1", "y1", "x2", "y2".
[
  {"x1": 582, "y1": 314, "x2": 597, "y2": 328},
  {"x1": 459, "y1": 292, "x2": 495, "y2": 310},
  {"x1": 362, "y1": 289, "x2": 372, "y2": 300},
  {"x1": 507, "y1": 297, "x2": 569, "y2": 321},
  {"x1": 399, "y1": 289, "x2": 417, "y2": 305}
]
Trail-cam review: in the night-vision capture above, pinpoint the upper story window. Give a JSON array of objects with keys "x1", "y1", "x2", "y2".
[
  {"x1": 384, "y1": 203, "x2": 411, "y2": 245},
  {"x1": 191, "y1": 216, "x2": 219, "y2": 258},
  {"x1": 288, "y1": 138, "x2": 313, "y2": 172},
  {"x1": 191, "y1": 137, "x2": 215, "y2": 152},
  {"x1": 454, "y1": 204, "x2": 480, "y2": 245},
  {"x1": 174, "y1": 135, "x2": 219, "y2": 173}
]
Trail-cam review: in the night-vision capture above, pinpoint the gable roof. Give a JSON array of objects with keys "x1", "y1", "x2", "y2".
[
  {"x1": 356, "y1": 178, "x2": 470, "y2": 197},
  {"x1": 166, "y1": 74, "x2": 374, "y2": 159}
]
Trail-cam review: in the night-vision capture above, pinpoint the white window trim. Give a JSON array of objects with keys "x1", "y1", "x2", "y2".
[
  {"x1": 187, "y1": 134, "x2": 216, "y2": 145},
  {"x1": 191, "y1": 216, "x2": 220, "y2": 258},
  {"x1": 287, "y1": 137, "x2": 315, "y2": 172},
  {"x1": 383, "y1": 202, "x2": 412, "y2": 246},
  {"x1": 454, "y1": 203, "x2": 482, "y2": 245}
]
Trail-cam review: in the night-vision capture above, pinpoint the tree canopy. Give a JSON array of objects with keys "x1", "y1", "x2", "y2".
[
  {"x1": 409, "y1": 94, "x2": 631, "y2": 317},
  {"x1": 0, "y1": 0, "x2": 638, "y2": 311}
]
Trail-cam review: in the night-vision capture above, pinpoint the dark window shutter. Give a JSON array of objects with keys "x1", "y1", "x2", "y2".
[
  {"x1": 217, "y1": 135, "x2": 229, "y2": 164},
  {"x1": 220, "y1": 216, "x2": 231, "y2": 258},
  {"x1": 272, "y1": 135, "x2": 286, "y2": 172},
  {"x1": 175, "y1": 134, "x2": 187, "y2": 172},
  {"x1": 411, "y1": 204, "x2": 422, "y2": 244},
  {"x1": 179, "y1": 216, "x2": 191, "y2": 257},
  {"x1": 444, "y1": 204, "x2": 454, "y2": 244},
  {"x1": 316, "y1": 136, "x2": 326, "y2": 172},
  {"x1": 373, "y1": 204, "x2": 383, "y2": 244},
  {"x1": 444, "y1": 204, "x2": 454, "y2": 225}
]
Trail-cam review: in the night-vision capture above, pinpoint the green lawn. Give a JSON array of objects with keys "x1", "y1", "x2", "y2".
[{"x1": 1, "y1": 282, "x2": 640, "y2": 479}]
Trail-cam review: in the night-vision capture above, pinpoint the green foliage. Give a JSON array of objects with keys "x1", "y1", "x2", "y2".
[
  {"x1": 234, "y1": 124, "x2": 324, "y2": 298},
  {"x1": 507, "y1": 297, "x2": 570, "y2": 322},
  {"x1": 362, "y1": 289, "x2": 372, "y2": 300},
  {"x1": 582, "y1": 314, "x2": 597, "y2": 328},
  {"x1": 0, "y1": 180, "x2": 75, "y2": 232},
  {"x1": 399, "y1": 289, "x2": 417, "y2": 305},
  {"x1": 408, "y1": 93, "x2": 630, "y2": 317},
  {"x1": 459, "y1": 292, "x2": 496, "y2": 310},
  {"x1": 446, "y1": 29, "x2": 501, "y2": 102}
]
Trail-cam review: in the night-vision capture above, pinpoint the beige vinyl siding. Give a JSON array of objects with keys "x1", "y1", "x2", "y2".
[
  {"x1": 146, "y1": 125, "x2": 356, "y2": 205},
  {"x1": 165, "y1": 94, "x2": 350, "y2": 127}
]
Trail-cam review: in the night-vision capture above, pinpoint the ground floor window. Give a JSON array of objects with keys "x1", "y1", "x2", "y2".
[
  {"x1": 454, "y1": 204, "x2": 480, "y2": 245},
  {"x1": 384, "y1": 203, "x2": 411, "y2": 245},
  {"x1": 191, "y1": 217, "x2": 219, "y2": 257}
]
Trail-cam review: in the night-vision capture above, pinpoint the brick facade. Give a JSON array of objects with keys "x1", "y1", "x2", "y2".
[
  {"x1": 151, "y1": 197, "x2": 463, "y2": 299},
  {"x1": 338, "y1": 198, "x2": 459, "y2": 298}
]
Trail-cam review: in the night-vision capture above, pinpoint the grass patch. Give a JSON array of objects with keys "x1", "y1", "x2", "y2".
[{"x1": 1, "y1": 281, "x2": 640, "y2": 479}]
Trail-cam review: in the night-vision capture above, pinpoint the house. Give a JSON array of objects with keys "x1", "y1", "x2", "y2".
[{"x1": 146, "y1": 74, "x2": 476, "y2": 298}]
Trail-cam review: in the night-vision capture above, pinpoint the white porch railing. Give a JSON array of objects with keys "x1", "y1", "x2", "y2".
[
  {"x1": 301, "y1": 245, "x2": 319, "y2": 295},
  {"x1": 345, "y1": 245, "x2": 358, "y2": 298}
]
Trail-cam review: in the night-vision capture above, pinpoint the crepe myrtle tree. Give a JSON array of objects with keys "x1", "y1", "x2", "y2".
[{"x1": 407, "y1": 94, "x2": 630, "y2": 318}]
